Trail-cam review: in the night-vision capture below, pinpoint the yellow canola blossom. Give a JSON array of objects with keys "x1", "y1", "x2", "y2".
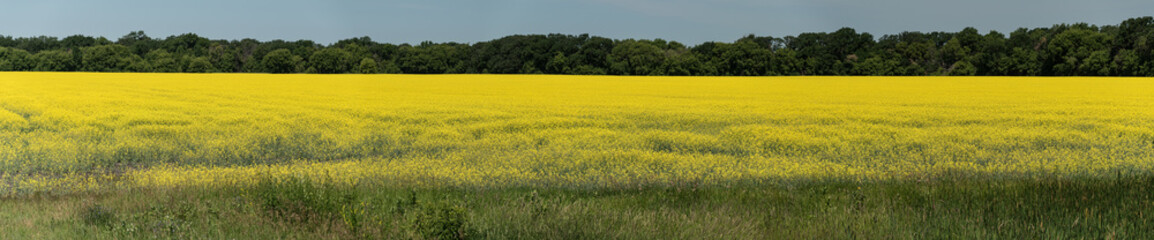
[{"x1": 0, "y1": 73, "x2": 1152, "y2": 193}]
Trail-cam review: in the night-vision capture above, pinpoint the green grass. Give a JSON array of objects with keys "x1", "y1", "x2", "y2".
[{"x1": 4, "y1": 175, "x2": 1153, "y2": 239}]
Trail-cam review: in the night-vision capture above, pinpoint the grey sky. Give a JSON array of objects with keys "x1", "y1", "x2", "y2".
[{"x1": 1, "y1": 0, "x2": 1150, "y2": 45}]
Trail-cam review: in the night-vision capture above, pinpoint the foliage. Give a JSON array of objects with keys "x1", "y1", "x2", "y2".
[
  {"x1": 309, "y1": 48, "x2": 353, "y2": 74},
  {"x1": 80, "y1": 44, "x2": 138, "y2": 72},
  {"x1": 186, "y1": 57, "x2": 214, "y2": 73},
  {"x1": 354, "y1": 57, "x2": 377, "y2": 74},
  {"x1": 2, "y1": 17, "x2": 1154, "y2": 75},
  {"x1": 0, "y1": 47, "x2": 34, "y2": 71},
  {"x1": 32, "y1": 50, "x2": 77, "y2": 71},
  {"x1": 262, "y1": 49, "x2": 302, "y2": 73}
]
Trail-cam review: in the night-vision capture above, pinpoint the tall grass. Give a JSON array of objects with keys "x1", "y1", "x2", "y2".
[{"x1": 4, "y1": 175, "x2": 1152, "y2": 239}]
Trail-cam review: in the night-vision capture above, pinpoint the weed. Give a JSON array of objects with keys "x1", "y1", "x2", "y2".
[
  {"x1": 411, "y1": 201, "x2": 471, "y2": 240},
  {"x1": 81, "y1": 204, "x2": 116, "y2": 228}
]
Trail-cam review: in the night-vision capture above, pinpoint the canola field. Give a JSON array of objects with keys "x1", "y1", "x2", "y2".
[{"x1": 1, "y1": 72, "x2": 1153, "y2": 195}]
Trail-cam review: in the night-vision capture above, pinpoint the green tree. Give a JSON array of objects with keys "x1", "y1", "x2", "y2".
[
  {"x1": 852, "y1": 56, "x2": 902, "y2": 75},
  {"x1": 566, "y1": 65, "x2": 607, "y2": 75},
  {"x1": 186, "y1": 57, "x2": 214, "y2": 73},
  {"x1": 1045, "y1": 26, "x2": 1111, "y2": 75},
  {"x1": 1005, "y1": 48, "x2": 1041, "y2": 76},
  {"x1": 354, "y1": 58, "x2": 377, "y2": 74},
  {"x1": 1112, "y1": 49, "x2": 1144, "y2": 76},
  {"x1": 1080, "y1": 50, "x2": 1112, "y2": 76},
  {"x1": 719, "y1": 40, "x2": 773, "y2": 75},
  {"x1": 163, "y1": 33, "x2": 211, "y2": 56},
  {"x1": 399, "y1": 43, "x2": 463, "y2": 74},
  {"x1": 380, "y1": 60, "x2": 402, "y2": 74},
  {"x1": 32, "y1": 50, "x2": 77, "y2": 71},
  {"x1": 11, "y1": 36, "x2": 61, "y2": 53},
  {"x1": 948, "y1": 61, "x2": 978, "y2": 76},
  {"x1": 975, "y1": 31, "x2": 1009, "y2": 75},
  {"x1": 1, "y1": 17, "x2": 1154, "y2": 76},
  {"x1": 940, "y1": 38, "x2": 971, "y2": 66},
  {"x1": 60, "y1": 35, "x2": 100, "y2": 50},
  {"x1": 608, "y1": 40, "x2": 665, "y2": 75},
  {"x1": 545, "y1": 52, "x2": 570, "y2": 74},
  {"x1": 145, "y1": 49, "x2": 180, "y2": 72},
  {"x1": 208, "y1": 43, "x2": 239, "y2": 73},
  {"x1": 263, "y1": 49, "x2": 302, "y2": 73},
  {"x1": 309, "y1": 48, "x2": 353, "y2": 73},
  {"x1": 118, "y1": 31, "x2": 160, "y2": 56},
  {"x1": 81, "y1": 45, "x2": 139, "y2": 72},
  {"x1": 664, "y1": 51, "x2": 706, "y2": 76},
  {"x1": 770, "y1": 48, "x2": 803, "y2": 75},
  {"x1": 0, "y1": 47, "x2": 34, "y2": 71}
]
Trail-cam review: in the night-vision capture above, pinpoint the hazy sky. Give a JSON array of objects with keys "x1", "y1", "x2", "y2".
[{"x1": 1, "y1": 0, "x2": 1150, "y2": 45}]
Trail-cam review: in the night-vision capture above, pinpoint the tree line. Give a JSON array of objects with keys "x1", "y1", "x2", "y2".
[{"x1": 1, "y1": 17, "x2": 1153, "y2": 76}]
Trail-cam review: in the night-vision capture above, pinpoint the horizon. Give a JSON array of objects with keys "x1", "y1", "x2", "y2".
[
  {"x1": 1, "y1": 0, "x2": 1151, "y2": 45},
  {"x1": 1, "y1": 18, "x2": 1147, "y2": 46}
]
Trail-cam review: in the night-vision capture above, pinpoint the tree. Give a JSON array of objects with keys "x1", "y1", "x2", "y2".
[
  {"x1": 309, "y1": 48, "x2": 353, "y2": 73},
  {"x1": 853, "y1": 56, "x2": 902, "y2": 75},
  {"x1": 33, "y1": 50, "x2": 77, "y2": 71},
  {"x1": 608, "y1": 40, "x2": 666, "y2": 75},
  {"x1": 14, "y1": 36, "x2": 60, "y2": 53},
  {"x1": 354, "y1": 57, "x2": 377, "y2": 74},
  {"x1": 940, "y1": 38, "x2": 970, "y2": 66},
  {"x1": 665, "y1": 51, "x2": 706, "y2": 76},
  {"x1": 545, "y1": 52, "x2": 570, "y2": 74},
  {"x1": 61, "y1": 35, "x2": 101, "y2": 50},
  {"x1": 893, "y1": 39, "x2": 939, "y2": 75},
  {"x1": 975, "y1": 31, "x2": 1008, "y2": 75},
  {"x1": 262, "y1": 49, "x2": 302, "y2": 73},
  {"x1": 144, "y1": 49, "x2": 180, "y2": 72},
  {"x1": 118, "y1": 31, "x2": 161, "y2": 56},
  {"x1": 380, "y1": 60, "x2": 402, "y2": 74},
  {"x1": 399, "y1": 43, "x2": 463, "y2": 74},
  {"x1": 1005, "y1": 47, "x2": 1041, "y2": 76},
  {"x1": 80, "y1": 45, "x2": 139, "y2": 72},
  {"x1": 770, "y1": 48, "x2": 803, "y2": 76},
  {"x1": 164, "y1": 33, "x2": 211, "y2": 56},
  {"x1": 948, "y1": 61, "x2": 978, "y2": 76},
  {"x1": 208, "y1": 43, "x2": 239, "y2": 73},
  {"x1": 1, "y1": 17, "x2": 1154, "y2": 76},
  {"x1": 716, "y1": 40, "x2": 773, "y2": 75},
  {"x1": 0, "y1": 47, "x2": 34, "y2": 71},
  {"x1": 1112, "y1": 49, "x2": 1145, "y2": 76},
  {"x1": 567, "y1": 65, "x2": 607, "y2": 75},
  {"x1": 1080, "y1": 50, "x2": 1112, "y2": 76},
  {"x1": 1045, "y1": 26, "x2": 1111, "y2": 76},
  {"x1": 575, "y1": 36, "x2": 614, "y2": 71},
  {"x1": 186, "y1": 57, "x2": 214, "y2": 73}
]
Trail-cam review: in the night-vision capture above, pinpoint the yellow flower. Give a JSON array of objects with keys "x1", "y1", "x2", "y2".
[{"x1": 0, "y1": 73, "x2": 1150, "y2": 193}]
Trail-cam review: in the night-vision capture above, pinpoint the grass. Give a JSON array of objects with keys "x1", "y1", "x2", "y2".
[
  {"x1": 1, "y1": 72, "x2": 1153, "y2": 238},
  {"x1": 4, "y1": 175, "x2": 1153, "y2": 239}
]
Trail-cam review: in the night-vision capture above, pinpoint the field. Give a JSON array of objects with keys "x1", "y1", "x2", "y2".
[{"x1": 2, "y1": 72, "x2": 1154, "y2": 238}]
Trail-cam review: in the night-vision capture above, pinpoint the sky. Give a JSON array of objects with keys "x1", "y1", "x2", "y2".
[{"x1": 1, "y1": 0, "x2": 1151, "y2": 45}]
